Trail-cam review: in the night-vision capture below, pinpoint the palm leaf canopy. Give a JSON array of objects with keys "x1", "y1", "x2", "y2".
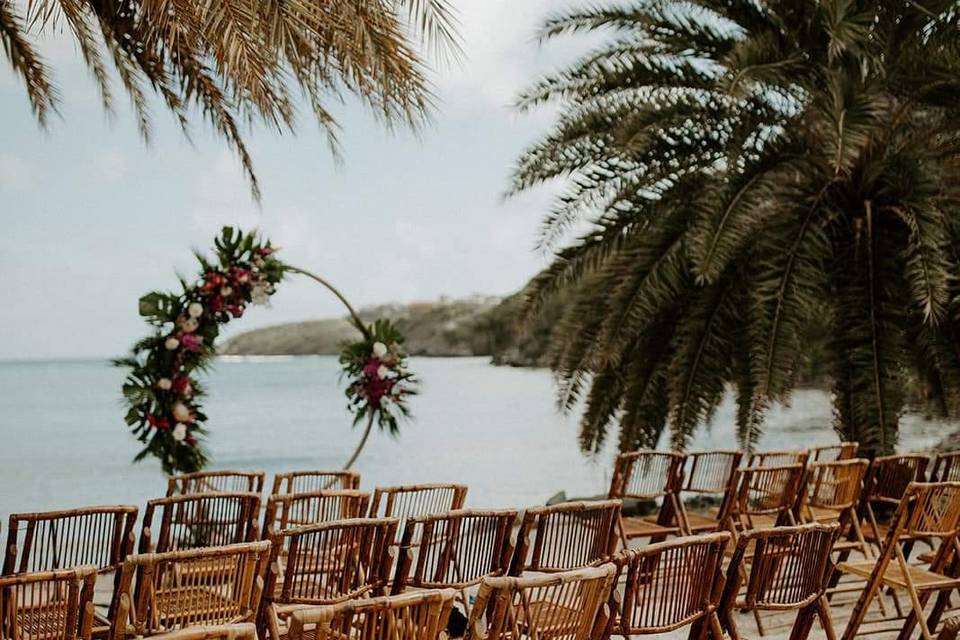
[
  {"x1": 514, "y1": 0, "x2": 960, "y2": 456},
  {"x1": 1, "y1": 0, "x2": 460, "y2": 200}
]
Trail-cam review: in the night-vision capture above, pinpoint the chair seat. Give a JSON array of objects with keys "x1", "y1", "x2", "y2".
[
  {"x1": 837, "y1": 560, "x2": 960, "y2": 590},
  {"x1": 16, "y1": 602, "x2": 69, "y2": 637},
  {"x1": 518, "y1": 599, "x2": 582, "y2": 638},
  {"x1": 806, "y1": 506, "x2": 841, "y2": 522},
  {"x1": 685, "y1": 511, "x2": 722, "y2": 532},
  {"x1": 621, "y1": 516, "x2": 681, "y2": 539}
]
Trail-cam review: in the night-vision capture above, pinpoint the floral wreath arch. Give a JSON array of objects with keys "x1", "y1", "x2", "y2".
[{"x1": 116, "y1": 227, "x2": 416, "y2": 474}]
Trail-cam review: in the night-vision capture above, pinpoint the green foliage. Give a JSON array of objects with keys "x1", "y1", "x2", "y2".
[{"x1": 516, "y1": 0, "x2": 960, "y2": 457}]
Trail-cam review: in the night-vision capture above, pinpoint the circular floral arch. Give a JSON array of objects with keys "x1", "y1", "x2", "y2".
[{"x1": 116, "y1": 227, "x2": 417, "y2": 474}]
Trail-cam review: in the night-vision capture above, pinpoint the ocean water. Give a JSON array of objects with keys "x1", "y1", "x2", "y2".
[{"x1": 0, "y1": 356, "x2": 954, "y2": 523}]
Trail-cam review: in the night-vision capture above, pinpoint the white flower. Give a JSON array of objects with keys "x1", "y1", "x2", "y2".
[
  {"x1": 220, "y1": 286, "x2": 233, "y2": 297},
  {"x1": 164, "y1": 337, "x2": 180, "y2": 350},
  {"x1": 377, "y1": 365, "x2": 389, "y2": 379},
  {"x1": 171, "y1": 402, "x2": 192, "y2": 422},
  {"x1": 187, "y1": 302, "x2": 203, "y2": 318},
  {"x1": 172, "y1": 424, "x2": 187, "y2": 442},
  {"x1": 372, "y1": 342, "x2": 388, "y2": 358},
  {"x1": 156, "y1": 378, "x2": 172, "y2": 391},
  {"x1": 250, "y1": 284, "x2": 270, "y2": 305}
]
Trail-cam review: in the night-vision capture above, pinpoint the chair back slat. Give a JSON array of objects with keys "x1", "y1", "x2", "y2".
[
  {"x1": 730, "y1": 464, "x2": 805, "y2": 526},
  {"x1": 609, "y1": 451, "x2": 684, "y2": 500},
  {"x1": 266, "y1": 518, "x2": 398, "y2": 605},
  {"x1": 270, "y1": 472, "x2": 360, "y2": 495},
  {"x1": 0, "y1": 566, "x2": 97, "y2": 640},
  {"x1": 811, "y1": 442, "x2": 859, "y2": 462},
  {"x1": 140, "y1": 493, "x2": 261, "y2": 554},
  {"x1": 369, "y1": 485, "x2": 467, "y2": 541},
  {"x1": 805, "y1": 459, "x2": 869, "y2": 511},
  {"x1": 115, "y1": 541, "x2": 270, "y2": 639},
  {"x1": 465, "y1": 564, "x2": 616, "y2": 640},
  {"x1": 864, "y1": 454, "x2": 929, "y2": 505},
  {"x1": 734, "y1": 523, "x2": 838, "y2": 609},
  {"x1": 747, "y1": 450, "x2": 809, "y2": 468},
  {"x1": 615, "y1": 532, "x2": 729, "y2": 635},
  {"x1": 3, "y1": 506, "x2": 138, "y2": 621},
  {"x1": 262, "y1": 491, "x2": 370, "y2": 539},
  {"x1": 682, "y1": 451, "x2": 741, "y2": 494},
  {"x1": 932, "y1": 452, "x2": 960, "y2": 483},
  {"x1": 395, "y1": 509, "x2": 517, "y2": 591},
  {"x1": 512, "y1": 501, "x2": 619, "y2": 575},
  {"x1": 167, "y1": 471, "x2": 265, "y2": 496},
  {"x1": 902, "y1": 482, "x2": 960, "y2": 537},
  {"x1": 289, "y1": 589, "x2": 455, "y2": 640}
]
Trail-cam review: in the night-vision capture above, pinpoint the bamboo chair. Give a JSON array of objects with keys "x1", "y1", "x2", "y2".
[
  {"x1": 111, "y1": 541, "x2": 270, "y2": 640},
  {"x1": 139, "y1": 493, "x2": 261, "y2": 554},
  {"x1": 510, "y1": 500, "x2": 620, "y2": 576},
  {"x1": 679, "y1": 450, "x2": 742, "y2": 533},
  {"x1": 262, "y1": 518, "x2": 398, "y2": 640},
  {"x1": 261, "y1": 490, "x2": 370, "y2": 539},
  {"x1": 607, "y1": 451, "x2": 688, "y2": 545},
  {"x1": 392, "y1": 508, "x2": 518, "y2": 617},
  {"x1": 0, "y1": 565, "x2": 98, "y2": 640},
  {"x1": 812, "y1": 442, "x2": 860, "y2": 462},
  {"x1": 859, "y1": 454, "x2": 930, "y2": 548},
  {"x1": 147, "y1": 624, "x2": 259, "y2": 640},
  {"x1": 463, "y1": 564, "x2": 617, "y2": 640},
  {"x1": 606, "y1": 532, "x2": 729, "y2": 638},
  {"x1": 369, "y1": 484, "x2": 468, "y2": 543},
  {"x1": 167, "y1": 471, "x2": 265, "y2": 496},
  {"x1": 270, "y1": 471, "x2": 360, "y2": 495},
  {"x1": 289, "y1": 589, "x2": 457, "y2": 640},
  {"x1": 726, "y1": 463, "x2": 806, "y2": 533},
  {"x1": 801, "y1": 459, "x2": 872, "y2": 559},
  {"x1": 3, "y1": 505, "x2": 138, "y2": 635},
  {"x1": 747, "y1": 449, "x2": 810, "y2": 467},
  {"x1": 719, "y1": 523, "x2": 840, "y2": 640},
  {"x1": 838, "y1": 482, "x2": 960, "y2": 640},
  {"x1": 932, "y1": 452, "x2": 960, "y2": 482}
]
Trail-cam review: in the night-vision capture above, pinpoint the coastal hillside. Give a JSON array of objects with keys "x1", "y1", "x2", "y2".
[{"x1": 218, "y1": 294, "x2": 556, "y2": 365}]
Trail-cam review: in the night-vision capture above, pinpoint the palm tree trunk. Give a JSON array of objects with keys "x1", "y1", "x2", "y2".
[{"x1": 342, "y1": 412, "x2": 375, "y2": 470}]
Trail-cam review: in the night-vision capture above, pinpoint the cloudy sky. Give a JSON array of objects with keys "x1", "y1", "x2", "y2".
[{"x1": 0, "y1": 1, "x2": 591, "y2": 360}]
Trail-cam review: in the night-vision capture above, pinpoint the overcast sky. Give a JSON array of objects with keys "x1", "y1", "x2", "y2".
[{"x1": 0, "y1": 1, "x2": 592, "y2": 360}]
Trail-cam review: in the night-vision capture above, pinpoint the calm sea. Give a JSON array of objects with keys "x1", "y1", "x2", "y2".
[{"x1": 0, "y1": 356, "x2": 954, "y2": 522}]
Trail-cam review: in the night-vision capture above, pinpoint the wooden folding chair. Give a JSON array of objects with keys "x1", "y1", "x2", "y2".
[
  {"x1": 606, "y1": 531, "x2": 729, "y2": 638},
  {"x1": 0, "y1": 566, "x2": 97, "y2": 640},
  {"x1": 261, "y1": 518, "x2": 398, "y2": 640},
  {"x1": 680, "y1": 450, "x2": 742, "y2": 533},
  {"x1": 370, "y1": 484, "x2": 468, "y2": 541},
  {"x1": 511, "y1": 500, "x2": 620, "y2": 576},
  {"x1": 719, "y1": 523, "x2": 839, "y2": 640},
  {"x1": 747, "y1": 449, "x2": 810, "y2": 467},
  {"x1": 607, "y1": 451, "x2": 688, "y2": 545},
  {"x1": 726, "y1": 463, "x2": 806, "y2": 532},
  {"x1": 392, "y1": 508, "x2": 518, "y2": 617},
  {"x1": 111, "y1": 541, "x2": 270, "y2": 640},
  {"x1": 261, "y1": 490, "x2": 370, "y2": 539},
  {"x1": 270, "y1": 471, "x2": 360, "y2": 494},
  {"x1": 167, "y1": 471, "x2": 265, "y2": 496},
  {"x1": 839, "y1": 482, "x2": 960, "y2": 640},
  {"x1": 464, "y1": 564, "x2": 616, "y2": 640},
  {"x1": 3, "y1": 505, "x2": 138, "y2": 636},
  {"x1": 859, "y1": 454, "x2": 930, "y2": 548},
  {"x1": 801, "y1": 459, "x2": 871, "y2": 559},
  {"x1": 147, "y1": 624, "x2": 259, "y2": 640},
  {"x1": 812, "y1": 442, "x2": 860, "y2": 462},
  {"x1": 140, "y1": 493, "x2": 261, "y2": 554},
  {"x1": 289, "y1": 589, "x2": 456, "y2": 640}
]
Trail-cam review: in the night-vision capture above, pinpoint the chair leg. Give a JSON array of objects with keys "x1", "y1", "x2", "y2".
[
  {"x1": 787, "y1": 604, "x2": 817, "y2": 640},
  {"x1": 896, "y1": 547, "x2": 935, "y2": 640},
  {"x1": 706, "y1": 611, "x2": 726, "y2": 640},
  {"x1": 817, "y1": 596, "x2": 837, "y2": 640},
  {"x1": 753, "y1": 608, "x2": 766, "y2": 636},
  {"x1": 617, "y1": 517, "x2": 628, "y2": 551}
]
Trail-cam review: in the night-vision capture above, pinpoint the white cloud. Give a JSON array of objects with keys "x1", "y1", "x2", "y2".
[{"x1": 90, "y1": 148, "x2": 128, "y2": 186}]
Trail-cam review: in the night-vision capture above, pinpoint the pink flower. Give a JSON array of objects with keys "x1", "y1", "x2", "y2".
[
  {"x1": 180, "y1": 334, "x2": 203, "y2": 352},
  {"x1": 147, "y1": 414, "x2": 170, "y2": 430},
  {"x1": 226, "y1": 303, "x2": 245, "y2": 318},
  {"x1": 172, "y1": 376, "x2": 192, "y2": 397},
  {"x1": 363, "y1": 358, "x2": 381, "y2": 377}
]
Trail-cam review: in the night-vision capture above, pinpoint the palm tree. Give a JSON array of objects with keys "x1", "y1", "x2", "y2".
[
  {"x1": 1, "y1": 0, "x2": 458, "y2": 200},
  {"x1": 513, "y1": 1, "x2": 960, "y2": 457}
]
